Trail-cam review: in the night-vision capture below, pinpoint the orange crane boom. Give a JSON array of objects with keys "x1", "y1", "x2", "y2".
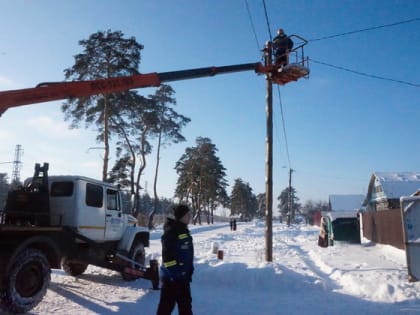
[{"x1": 0, "y1": 60, "x2": 309, "y2": 116}]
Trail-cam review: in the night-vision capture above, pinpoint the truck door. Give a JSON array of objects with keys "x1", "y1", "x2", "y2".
[{"x1": 105, "y1": 189, "x2": 124, "y2": 240}]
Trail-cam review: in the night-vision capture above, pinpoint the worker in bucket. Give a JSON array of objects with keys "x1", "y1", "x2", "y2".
[
  {"x1": 157, "y1": 204, "x2": 194, "y2": 315},
  {"x1": 273, "y1": 28, "x2": 294, "y2": 66}
]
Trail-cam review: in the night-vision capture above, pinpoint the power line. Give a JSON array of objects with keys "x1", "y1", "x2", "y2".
[
  {"x1": 310, "y1": 58, "x2": 420, "y2": 88},
  {"x1": 260, "y1": 0, "x2": 292, "y2": 169},
  {"x1": 261, "y1": 0, "x2": 273, "y2": 41},
  {"x1": 306, "y1": 17, "x2": 420, "y2": 87},
  {"x1": 244, "y1": 0, "x2": 261, "y2": 51},
  {"x1": 275, "y1": 86, "x2": 291, "y2": 168},
  {"x1": 309, "y1": 17, "x2": 420, "y2": 42}
]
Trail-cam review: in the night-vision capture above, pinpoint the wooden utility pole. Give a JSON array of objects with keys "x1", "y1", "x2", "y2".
[
  {"x1": 264, "y1": 42, "x2": 273, "y2": 262},
  {"x1": 288, "y1": 168, "x2": 294, "y2": 226},
  {"x1": 289, "y1": 169, "x2": 295, "y2": 222}
]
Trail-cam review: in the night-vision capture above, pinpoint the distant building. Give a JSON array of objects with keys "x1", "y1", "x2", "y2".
[
  {"x1": 312, "y1": 210, "x2": 322, "y2": 226},
  {"x1": 360, "y1": 172, "x2": 420, "y2": 250},
  {"x1": 328, "y1": 194, "x2": 365, "y2": 219},
  {"x1": 320, "y1": 194, "x2": 365, "y2": 243},
  {"x1": 363, "y1": 172, "x2": 420, "y2": 211}
]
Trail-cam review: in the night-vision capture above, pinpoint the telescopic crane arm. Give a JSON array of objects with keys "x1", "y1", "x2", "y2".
[{"x1": 0, "y1": 49, "x2": 309, "y2": 116}]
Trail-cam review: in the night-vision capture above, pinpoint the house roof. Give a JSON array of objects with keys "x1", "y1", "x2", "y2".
[
  {"x1": 329, "y1": 194, "x2": 365, "y2": 211},
  {"x1": 374, "y1": 172, "x2": 420, "y2": 198},
  {"x1": 363, "y1": 172, "x2": 420, "y2": 206},
  {"x1": 326, "y1": 194, "x2": 365, "y2": 220}
]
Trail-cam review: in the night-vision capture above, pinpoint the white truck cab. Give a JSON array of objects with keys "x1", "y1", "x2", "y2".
[
  {"x1": 46, "y1": 175, "x2": 138, "y2": 241},
  {"x1": 1, "y1": 165, "x2": 157, "y2": 314}
]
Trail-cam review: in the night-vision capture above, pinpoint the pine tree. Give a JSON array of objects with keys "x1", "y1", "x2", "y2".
[
  {"x1": 148, "y1": 85, "x2": 190, "y2": 228},
  {"x1": 62, "y1": 30, "x2": 144, "y2": 181},
  {"x1": 175, "y1": 137, "x2": 228, "y2": 224},
  {"x1": 0, "y1": 173, "x2": 9, "y2": 209},
  {"x1": 277, "y1": 186, "x2": 301, "y2": 219},
  {"x1": 256, "y1": 193, "x2": 266, "y2": 218},
  {"x1": 230, "y1": 179, "x2": 257, "y2": 220}
]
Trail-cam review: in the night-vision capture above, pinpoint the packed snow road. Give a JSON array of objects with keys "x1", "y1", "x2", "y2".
[{"x1": 19, "y1": 221, "x2": 420, "y2": 315}]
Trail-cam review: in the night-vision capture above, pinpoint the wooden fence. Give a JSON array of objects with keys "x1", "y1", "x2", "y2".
[{"x1": 361, "y1": 209, "x2": 404, "y2": 250}]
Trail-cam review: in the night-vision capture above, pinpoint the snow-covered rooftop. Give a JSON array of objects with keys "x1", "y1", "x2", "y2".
[
  {"x1": 375, "y1": 172, "x2": 420, "y2": 198},
  {"x1": 329, "y1": 194, "x2": 365, "y2": 211}
]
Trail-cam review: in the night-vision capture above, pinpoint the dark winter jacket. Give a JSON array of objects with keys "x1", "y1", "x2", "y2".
[
  {"x1": 273, "y1": 33, "x2": 294, "y2": 53},
  {"x1": 160, "y1": 218, "x2": 194, "y2": 283}
]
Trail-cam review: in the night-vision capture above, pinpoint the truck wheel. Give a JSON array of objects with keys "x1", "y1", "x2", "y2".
[
  {"x1": 61, "y1": 258, "x2": 89, "y2": 276},
  {"x1": 3, "y1": 248, "x2": 50, "y2": 314},
  {"x1": 121, "y1": 242, "x2": 145, "y2": 281}
]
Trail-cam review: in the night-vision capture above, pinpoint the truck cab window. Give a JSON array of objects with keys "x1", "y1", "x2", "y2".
[
  {"x1": 107, "y1": 189, "x2": 119, "y2": 211},
  {"x1": 86, "y1": 183, "x2": 103, "y2": 208},
  {"x1": 51, "y1": 181, "x2": 74, "y2": 196}
]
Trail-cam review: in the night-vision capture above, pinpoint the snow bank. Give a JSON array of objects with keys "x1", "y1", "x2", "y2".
[{"x1": 19, "y1": 221, "x2": 420, "y2": 315}]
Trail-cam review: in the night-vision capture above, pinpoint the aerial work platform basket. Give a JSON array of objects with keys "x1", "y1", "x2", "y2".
[{"x1": 270, "y1": 34, "x2": 310, "y2": 85}]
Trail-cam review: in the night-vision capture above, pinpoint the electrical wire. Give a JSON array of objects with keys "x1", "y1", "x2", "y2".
[
  {"x1": 310, "y1": 58, "x2": 420, "y2": 88},
  {"x1": 308, "y1": 17, "x2": 420, "y2": 42},
  {"x1": 306, "y1": 17, "x2": 420, "y2": 87},
  {"x1": 243, "y1": 0, "x2": 290, "y2": 167},
  {"x1": 276, "y1": 85, "x2": 291, "y2": 168},
  {"x1": 244, "y1": 0, "x2": 261, "y2": 51},
  {"x1": 261, "y1": 0, "x2": 273, "y2": 41},
  {"x1": 260, "y1": 0, "x2": 292, "y2": 169}
]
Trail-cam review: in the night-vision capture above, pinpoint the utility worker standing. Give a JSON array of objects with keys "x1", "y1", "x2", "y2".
[
  {"x1": 273, "y1": 28, "x2": 294, "y2": 66},
  {"x1": 157, "y1": 204, "x2": 194, "y2": 315}
]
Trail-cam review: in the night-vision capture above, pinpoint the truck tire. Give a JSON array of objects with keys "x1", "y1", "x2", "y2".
[
  {"x1": 2, "y1": 248, "x2": 50, "y2": 314},
  {"x1": 121, "y1": 242, "x2": 145, "y2": 281},
  {"x1": 61, "y1": 258, "x2": 89, "y2": 276}
]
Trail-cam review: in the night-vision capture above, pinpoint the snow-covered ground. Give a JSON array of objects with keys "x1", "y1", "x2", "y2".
[{"x1": 21, "y1": 221, "x2": 420, "y2": 315}]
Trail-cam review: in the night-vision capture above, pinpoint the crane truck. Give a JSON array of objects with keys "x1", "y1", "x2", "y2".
[{"x1": 0, "y1": 39, "x2": 309, "y2": 314}]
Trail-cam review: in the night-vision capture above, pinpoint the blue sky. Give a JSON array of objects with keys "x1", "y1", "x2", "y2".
[{"x1": 0, "y1": 0, "x2": 419, "y2": 209}]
